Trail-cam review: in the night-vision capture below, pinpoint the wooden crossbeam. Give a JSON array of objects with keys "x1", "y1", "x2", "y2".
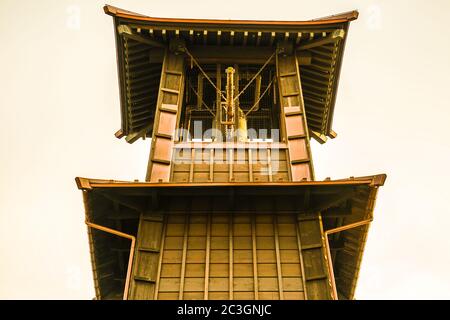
[{"x1": 149, "y1": 45, "x2": 311, "y2": 65}]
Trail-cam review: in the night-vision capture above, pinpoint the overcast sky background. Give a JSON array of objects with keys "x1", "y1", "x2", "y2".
[{"x1": 1, "y1": 0, "x2": 450, "y2": 299}]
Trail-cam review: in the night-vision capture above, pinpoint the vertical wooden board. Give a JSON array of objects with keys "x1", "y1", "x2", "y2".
[
  {"x1": 278, "y1": 224, "x2": 297, "y2": 236},
  {"x1": 184, "y1": 292, "x2": 204, "y2": 300},
  {"x1": 288, "y1": 139, "x2": 308, "y2": 162},
  {"x1": 302, "y1": 249, "x2": 326, "y2": 279},
  {"x1": 281, "y1": 263, "x2": 302, "y2": 277},
  {"x1": 209, "y1": 263, "x2": 229, "y2": 277},
  {"x1": 150, "y1": 163, "x2": 171, "y2": 182},
  {"x1": 159, "y1": 278, "x2": 181, "y2": 292},
  {"x1": 164, "y1": 236, "x2": 183, "y2": 249},
  {"x1": 284, "y1": 292, "x2": 305, "y2": 300},
  {"x1": 213, "y1": 172, "x2": 229, "y2": 182},
  {"x1": 282, "y1": 277, "x2": 303, "y2": 291},
  {"x1": 280, "y1": 249, "x2": 300, "y2": 263},
  {"x1": 257, "y1": 263, "x2": 277, "y2": 277},
  {"x1": 186, "y1": 250, "x2": 206, "y2": 263},
  {"x1": 161, "y1": 264, "x2": 181, "y2": 277},
  {"x1": 234, "y1": 250, "x2": 252, "y2": 263},
  {"x1": 279, "y1": 236, "x2": 299, "y2": 249},
  {"x1": 209, "y1": 292, "x2": 229, "y2": 300},
  {"x1": 185, "y1": 264, "x2": 205, "y2": 277},
  {"x1": 252, "y1": 172, "x2": 269, "y2": 183},
  {"x1": 256, "y1": 250, "x2": 276, "y2": 263},
  {"x1": 234, "y1": 292, "x2": 255, "y2": 300},
  {"x1": 189, "y1": 224, "x2": 207, "y2": 236},
  {"x1": 290, "y1": 164, "x2": 310, "y2": 181},
  {"x1": 234, "y1": 224, "x2": 251, "y2": 236},
  {"x1": 140, "y1": 222, "x2": 163, "y2": 249},
  {"x1": 256, "y1": 224, "x2": 274, "y2": 236},
  {"x1": 280, "y1": 76, "x2": 300, "y2": 96},
  {"x1": 258, "y1": 278, "x2": 279, "y2": 291},
  {"x1": 298, "y1": 220, "x2": 322, "y2": 246},
  {"x1": 211, "y1": 224, "x2": 229, "y2": 236},
  {"x1": 193, "y1": 163, "x2": 210, "y2": 172},
  {"x1": 234, "y1": 264, "x2": 253, "y2": 277},
  {"x1": 158, "y1": 292, "x2": 178, "y2": 300},
  {"x1": 157, "y1": 111, "x2": 177, "y2": 136},
  {"x1": 162, "y1": 250, "x2": 183, "y2": 263},
  {"x1": 209, "y1": 278, "x2": 229, "y2": 292},
  {"x1": 259, "y1": 292, "x2": 280, "y2": 300},
  {"x1": 153, "y1": 137, "x2": 173, "y2": 162},
  {"x1": 135, "y1": 252, "x2": 160, "y2": 279},
  {"x1": 166, "y1": 223, "x2": 185, "y2": 236},
  {"x1": 270, "y1": 160, "x2": 288, "y2": 172},
  {"x1": 210, "y1": 236, "x2": 229, "y2": 249},
  {"x1": 234, "y1": 278, "x2": 254, "y2": 291},
  {"x1": 130, "y1": 282, "x2": 155, "y2": 300},
  {"x1": 193, "y1": 172, "x2": 210, "y2": 182},
  {"x1": 233, "y1": 172, "x2": 250, "y2": 182},
  {"x1": 210, "y1": 250, "x2": 229, "y2": 263},
  {"x1": 234, "y1": 236, "x2": 252, "y2": 249},
  {"x1": 306, "y1": 279, "x2": 330, "y2": 300},
  {"x1": 184, "y1": 278, "x2": 205, "y2": 292},
  {"x1": 187, "y1": 236, "x2": 206, "y2": 249}
]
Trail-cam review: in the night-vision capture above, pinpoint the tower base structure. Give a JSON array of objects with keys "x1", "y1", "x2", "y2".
[{"x1": 76, "y1": 174, "x2": 386, "y2": 300}]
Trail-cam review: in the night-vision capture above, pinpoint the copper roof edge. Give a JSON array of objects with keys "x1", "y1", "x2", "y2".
[
  {"x1": 103, "y1": 4, "x2": 358, "y2": 25},
  {"x1": 75, "y1": 174, "x2": 386, "y2": 190}
]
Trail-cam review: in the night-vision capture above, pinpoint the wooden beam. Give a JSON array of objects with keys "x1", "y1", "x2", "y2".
[
  {"x1": 125, "y1": 124, "x2": 152, "y2": 144},
  {"x1": 115, "y1": 129, "x2": 125, "y2": 139},
  {"x1": 328, "y1": 129, "x2": 338, "y2": 139},
  {"x1": 297, "y1": 29, "x2": 345, "y2": 51},
  {"x1": 149, "y1": 45, "x2": 312, "y2": 65}
]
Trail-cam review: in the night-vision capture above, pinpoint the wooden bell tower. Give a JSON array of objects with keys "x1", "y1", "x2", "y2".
[{"x1": 75, "y1": 5, "x2": 386, "y2": 301}]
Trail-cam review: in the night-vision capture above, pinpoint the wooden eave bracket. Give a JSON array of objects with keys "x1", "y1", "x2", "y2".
[
  {"x1": 125, "y1": 125, "x2": 152, "y2": 144},
  {"x1": 370, "y1": 174, "x2": 387, "y2": 187},
  {"x1": 76, "y1": 177, "x2": 92, "y2": 190},
  {"x1": 327, "y1": 129, "x2": 338, "y2": 139},
  {"x1": 309, "y1": 130, "x2": 328, "y2": 144},
  {"x1": 115, "y1": 129, "x2": 125, "y2": 139},
  {"x1": 117, "y1": 24, "x2": 166, "y2": 48}
]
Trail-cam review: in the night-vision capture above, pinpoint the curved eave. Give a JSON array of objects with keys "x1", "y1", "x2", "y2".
[
  {"x1": 76, "y1": 174, "x2": 385, "y2": 300},
  {"x1": 104, "y1": 5, "x2": 358, "y2": 26}
]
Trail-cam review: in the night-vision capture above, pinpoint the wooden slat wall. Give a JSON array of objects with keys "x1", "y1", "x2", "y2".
[
  {"x1": 153, "y1": 209, "x2": 306, "y2": 300},
  {"x1": 171, "y1": 146, "x2": 290, "y2": 183}
]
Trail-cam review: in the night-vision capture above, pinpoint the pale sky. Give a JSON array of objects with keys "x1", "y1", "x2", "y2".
[{"x1": 1, "y1": 0, "x2": 450, "y2": 299}]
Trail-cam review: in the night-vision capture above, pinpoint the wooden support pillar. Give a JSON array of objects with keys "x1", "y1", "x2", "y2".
[
  {"x1": 145, "y1": 40, "x2": 186, "y2": 182},
  {"x1": 276, "y1": 49, "x2": 315, "y2": 181}
]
